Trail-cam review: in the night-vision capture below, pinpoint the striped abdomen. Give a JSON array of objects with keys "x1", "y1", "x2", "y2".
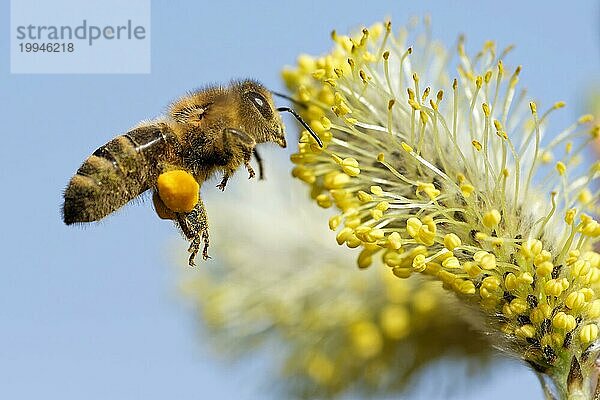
[{"x1": 63, "y1": 124, "x2": 173, "y2": 224}]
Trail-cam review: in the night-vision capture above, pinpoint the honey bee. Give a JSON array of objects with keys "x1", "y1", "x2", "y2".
[{"x1": 62, "y1": 80, "x2": 322, "y2": 266}]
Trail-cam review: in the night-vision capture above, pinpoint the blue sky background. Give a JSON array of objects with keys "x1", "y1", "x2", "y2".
[{"x1": 0, "y1": 1, "x2": 599, "y2": 399}]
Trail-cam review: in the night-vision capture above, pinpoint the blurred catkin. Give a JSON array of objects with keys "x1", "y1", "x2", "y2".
[{"x1": 181, "y1": 166, "x2": 493, "y2": 398}]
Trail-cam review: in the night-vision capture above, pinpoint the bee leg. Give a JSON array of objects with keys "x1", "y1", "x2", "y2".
[
  {"x1": 244, "y1": 161, "x2": 256, "y2": 179},
  {"x1": 175, "y1": 196, "x2": 210, "y2": 266},
  {"x1": 253, "y1": 149, "x2": 265, "y2": 180},
  {"x1": 215, "y1": 128, "x2": 257, "y2": 190},
  {"x1": 216, "y1": 172, "x2": 231, "y2": 191},
  {"x1": 241, "y1": 145, "x2": 256, "y2": 180},
  {"x1": 223, "y1": 128, "x2": 256, "y2": 146},
  {"x1": 221, "y1": 128, "x2": 258, "y2": 182}
]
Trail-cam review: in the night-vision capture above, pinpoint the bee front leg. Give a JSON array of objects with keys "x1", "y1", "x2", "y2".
[
  {"x1": 175, "y1": 196, "x2": 210, "y2": 267},
  {"x1": 253, "y1": 149, "x2": 265, "y2": 180},
  {"x1": 218, "y1": 128, "x2": 257, "y2": 187}
]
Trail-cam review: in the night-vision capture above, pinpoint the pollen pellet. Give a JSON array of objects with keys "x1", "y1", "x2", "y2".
[{"x1": 157, "y1": 170, "x2": 199, "y2": 213}]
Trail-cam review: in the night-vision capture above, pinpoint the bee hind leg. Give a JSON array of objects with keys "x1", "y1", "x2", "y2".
[
  {"x1": 217, "y1": 172, "x2": 232, "y2": 191},
  {"x1": 175, "y1": 196, "x2": 210, "y2": 267}
]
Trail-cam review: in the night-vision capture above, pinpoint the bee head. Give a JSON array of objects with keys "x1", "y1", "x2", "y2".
[{"x1": 237, "y1": 80, "x2": 287, "y2": 148}]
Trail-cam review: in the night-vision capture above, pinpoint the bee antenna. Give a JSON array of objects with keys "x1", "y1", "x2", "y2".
[
  {"x1": 276, "y1": 106, "x2": 323, "y2": 148},
  {"x1": 271, "y1": 91, "x2": 307, "y2": 108}
]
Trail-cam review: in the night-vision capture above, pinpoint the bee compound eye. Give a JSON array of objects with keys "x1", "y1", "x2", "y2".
[{"x1": 247, "y1": 91, "x2": 273, "y2": 119}]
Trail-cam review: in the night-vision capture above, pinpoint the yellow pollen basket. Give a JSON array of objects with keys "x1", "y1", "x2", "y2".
[{"x1": 157, "y1": 170, "x2": 200, "y2": 213}]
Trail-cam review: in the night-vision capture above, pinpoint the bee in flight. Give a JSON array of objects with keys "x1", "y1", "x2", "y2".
[{"x1": 62, "y1": 80, "x2": 322, "y2": 266}]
